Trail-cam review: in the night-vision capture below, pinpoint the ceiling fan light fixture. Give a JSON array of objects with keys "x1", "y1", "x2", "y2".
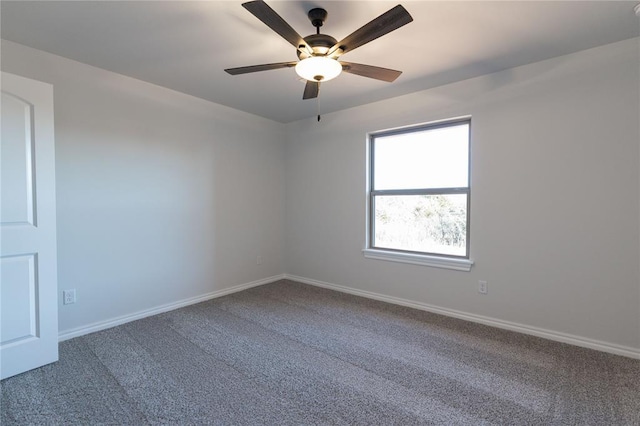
[{"x1": 295, "y1": 56, "x2": 342, "y2": 82}]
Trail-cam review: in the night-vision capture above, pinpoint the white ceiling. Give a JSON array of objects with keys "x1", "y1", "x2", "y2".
[{"x1": 1, "y1": 1, "x2": 638, "y2": 123}]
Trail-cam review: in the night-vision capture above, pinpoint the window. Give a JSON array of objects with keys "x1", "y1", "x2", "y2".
[{"x1": 364, "y1": 118, "x2": 473, "y2": 271}]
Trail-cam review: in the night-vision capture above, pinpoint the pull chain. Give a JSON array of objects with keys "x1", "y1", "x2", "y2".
[{"x1": 315, "y1": 13, "x2": 321, "y2": 121}]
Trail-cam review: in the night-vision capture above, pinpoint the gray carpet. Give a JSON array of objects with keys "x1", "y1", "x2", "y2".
[{"x1": 1, "y1": 279, "x2": 639, "y2": 425}]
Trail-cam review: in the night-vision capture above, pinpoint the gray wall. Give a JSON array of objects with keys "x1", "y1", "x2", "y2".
[
  {"x1": 2, "y1": 40, "x2": 286, "y2": 334},
  {"x1": 284, "y1": 38, "x2": 640, "y2": 351}
]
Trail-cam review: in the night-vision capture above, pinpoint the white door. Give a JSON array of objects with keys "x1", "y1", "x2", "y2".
[{"x1": 1, "y1": 72, "x2": 58, "y2": 380}]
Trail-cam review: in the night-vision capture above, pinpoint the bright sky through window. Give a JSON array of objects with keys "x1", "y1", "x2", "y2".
[{"x1": 374, "y1": 124, "x2": 469, "y2": 190}]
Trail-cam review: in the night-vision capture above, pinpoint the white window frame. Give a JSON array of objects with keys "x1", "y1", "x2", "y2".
[{"x1": 363, "y1": 117, "x2": 474, "y2": 272}]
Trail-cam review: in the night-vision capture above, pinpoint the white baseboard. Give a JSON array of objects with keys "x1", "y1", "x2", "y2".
[
  {"x1": 58, "y1": 274, "x2": 286, "y2": 342},
  {"x1": 284, "y1": 274, "x2": 640, "y2": 360}
]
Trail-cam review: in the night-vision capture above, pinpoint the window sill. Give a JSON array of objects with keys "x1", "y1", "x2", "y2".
[{"x1": 362, "y1": 249, "x2": 474, "y2": 272}]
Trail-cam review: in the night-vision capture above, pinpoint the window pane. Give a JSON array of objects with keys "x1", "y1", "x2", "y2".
[
  {"x1": 374, "y1": 123, "x2": 469, "y2": 190},
  {"x1": 374, "y1": 194, "x2": 467, "y2": 256}
]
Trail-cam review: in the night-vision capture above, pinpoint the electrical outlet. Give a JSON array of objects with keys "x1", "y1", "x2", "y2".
[
  {"x1": 63, "y1": 289, "x2": 76, "y2": 305},
  {"x1": 478, "y1": 280, "x2": 488, "y2": 295},
  {"x1": 256, "y1": 255, "x2": 262, "y2": 265}
]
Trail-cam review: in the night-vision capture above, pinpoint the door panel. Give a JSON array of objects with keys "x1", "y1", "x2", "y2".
[
  {"x1": 1, "y1": 254, "x2": 37, "y2": 344},
  {"x1": 1, "y1": 92, "x2": 35, "y2": 226},
  {"x1": 1, "y1": 72, "x2": 58, "y2": 380}
]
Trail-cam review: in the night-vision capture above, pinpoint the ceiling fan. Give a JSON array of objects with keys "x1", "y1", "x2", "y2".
[{"x1": 225, "y1": 1, "x2": 413, "y2": 102}]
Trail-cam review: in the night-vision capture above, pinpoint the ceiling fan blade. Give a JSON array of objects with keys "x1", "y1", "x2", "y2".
[
  {"x1": 328, "y1": 5, "x2": 413, "y2": 56},
  {"x1": 340, "y1": 62, "x2": 402, "y2": 82},
  {"x1": 242, "y1": 1, "x2": 311, "y2": 54},
  {"x1": 225, "y1": 61, "x2": 297, "y2": 75},
  {"x1": 303, "y1": 81, "x2": 319, "y2": 99}
]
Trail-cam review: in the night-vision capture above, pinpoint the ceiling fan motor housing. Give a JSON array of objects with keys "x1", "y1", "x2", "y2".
[{"x1": 297, "y1": 34, "x2": 339, "y2": 59}]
